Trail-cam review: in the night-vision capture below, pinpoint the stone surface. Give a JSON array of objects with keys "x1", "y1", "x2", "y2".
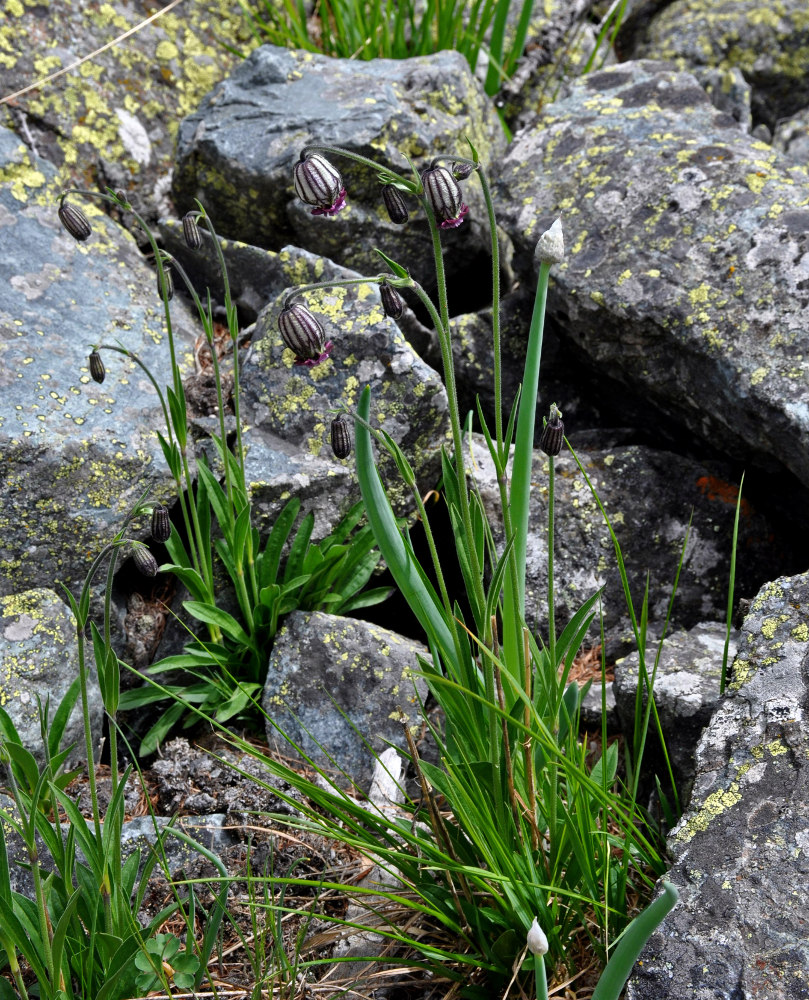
[
  {"x1": 0, "y1": 588, "x2": 103, "y2": 764},
  {"x1": 614, "y1": 622, "x2": 738, "y2": 801},
  {"x1": 774, "y1": 109, "x2": 809, "y2": 163},
  {"x1": 627, "y1": 571, "x2": 809, "y2": 999},
  {"x1": 0, "y1": 0, "x2": 256, "y2": 224},
  {"x1": 496, "y1": 60, "x2": 809, "y2": 491},
  {"x1": 263, "y1": 611, "x2": 429, "y2": 787},
  {"x1": 620, "y1": 0, "x2": 809, "y2": 130},
  {"x1": 172, "y1": 44, "x2": 506, "y2": 291},
  {"x1": 469, "y1": 432, "x2": 779, "y2": 657},
  {"x1": 0, "y1": 127, "x2": 195, "y2": 597},
  {"x1": 239, "y1": 245, "x2": 450, "y2": 534}
]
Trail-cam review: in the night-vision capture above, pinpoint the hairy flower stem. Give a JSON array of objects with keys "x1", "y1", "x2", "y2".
[
  {"x1": 546, "y1": 452, "x2": 559, "y2": 860},
  {"x1": 523, "y1": 627, "x2": 539, "y2": 850}
]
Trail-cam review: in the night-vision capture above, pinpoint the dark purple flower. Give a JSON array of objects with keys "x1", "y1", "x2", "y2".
[
  {"x1": 380, "y1": 282, "x2": 404, "y2": 319},
  {"x1": 182, "y1": 212, "x2": 202, "y2": 250},
  {"x1": 278, "y1": 301, "x2": 333, "y2": 366},
  {"x1": 421, "y1": 165, "x2": 468, "y2": 229},
  {"x1": 58, "y1": 200, "x2": 92, "y2": 241},
  {"x1": 540, "y1": 403, "x2": 564, "y2": 457},
  {"x1": 132, "y1": 545, "x2": 159, "y2": 577},
  {"x1": 88, "y1": 350, "x2": 106, "y2": 384},
  {"x1": 294, "y1": 153, "x2": 346, "y2": 216},
  {"x1": 330, "y1": 415, "x2": 352, "y2": 459},
  {"x1": 382, "y1": 185, "x2": 409, "y2": 225},
  {"x1": 151, "y1": 504, "x2": 171, "y2": 543}
]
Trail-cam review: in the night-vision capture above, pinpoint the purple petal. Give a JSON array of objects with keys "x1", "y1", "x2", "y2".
[
  {"x1": 294, "y1": 341, "x2": 334, "y2": 367},
  {"x1": 439, "y1": 203, "x2": 469, "y2": 230},
  {"x1": 311, "y1": 189, "x2": 347, "y2": 217}
]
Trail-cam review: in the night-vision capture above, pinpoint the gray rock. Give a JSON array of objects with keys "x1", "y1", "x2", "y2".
[
  {"x1": 0, "y1": 588, "x2": 103, "y2": 765},
  {"x1": 614, "y1": 622, "x2": 738, "y2": 802},
  {"x1": 694, "y1": 66, "x2": 753, "y2": 131},
  {"x1": 774, "y1": 109, "x2": 809, "y2": 163},
  {"x1": 469, "y1": 432, "x2": 779, "y2": 657},
  {"x1": 496, "y1": 60, "x2": 809, "y2": 490},
  {"x1": 172, "y1": 45, "x2": 506, "y2": 288},
  {"x1": 0, "y1": 0, "x2": 256, "y2": 225},
  {"x1": 263, "y1": 611, "x2": 430, "y2": 787},
  {"x1": 239, "y1": 246, "x2": 449, "y2": 533},
  {"x1": 627, "y1": 570, "x2": 809, "y2": 999},
  {"x1": 0, "y1": 127, "x2": 195, "y2": 598},
  {"x1": 621, "y1": 0, "x2": 809, "y2": 130}
]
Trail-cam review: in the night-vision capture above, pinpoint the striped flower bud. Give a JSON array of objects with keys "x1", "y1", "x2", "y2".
[
  {"x1": 421, "y1": 165, "x2": 468, "y2": 229},
  {"x1": 182, "y1": 212, "x2": 202, "y2": 250},
  {"x1": 88, "y1": 350, "x2": 106, "y2": 384},
  {"x1": 330, "y1": 415, "x2": 352, "y2": 460},
  {"x1": 150, "y1": 504, "x2": 171, "y2": 543},
  {"x1": 382, "y1": 185, "x2": 409, "y2": 225},
  {"x1": 277, "y1": 301, "x2": 333, "y2": 367},
  {"x1": 132, "y1": 545, "x2": 159, "y2": 578},
  {"x1": 293, "y1": 153, "x2": 346, "y2": 216},
  {"x1": 540, "y1": 403, "x2": 564, "y2": 457},
  {"x1": 380, "y1": 282, "x2": 404, "y2": 320},
  {"x1": 452, "y1": 160, "x2": 475, "y2": 181},
  {"x1": 58, "y1": 200, "x2": 92, "y2": 241},
  {"x1": 157, "y1": 263, "x2": 174, "y2": 301}
]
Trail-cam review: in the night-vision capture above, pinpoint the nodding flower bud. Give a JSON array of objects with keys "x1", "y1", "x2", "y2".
[
  {"x1": 452, "y1": 160, "x2": 475, "y2": 181},
  {"x1": 278, "y1": 300, "x2": 334, "y2": 367},
  {"x1": 114, "y1": 189, "x2": 130, "y2": 207},
  {"x1": 88, "y1": 350, "x2": 106, "y2": 384},
  {"x1": 293, "y1": 153, "x2": 346, "y2": 216},
  {"x1": 58, "y1": 200, "x2": 92, "y2": 242},
  {"x1": 526, "y1": 917, "x2": 549, "y2": 957},
  {"x1": 330, "y1": 415, "x2": 352, "y2": 460},
  {"x1": 382, "y1": 185, "x2": 409, "y2": 225},
  {"x1": 150, "y1": 504, "x2": 171, "y2": 543},
  {"x1": 380, "y1": 282, "x2": 404, "y2": 320},
  {"x1": 132, "y1": 545, "x2": 159, "y2": 578},
  {"x1": 540, "y1": 403, "x2": 564, "y2": 457},
  {"x1": 535, "y1": 217, "x2": 565, "y2": 265},
  {"x1": 157, "y1": 263, "x2": 174, "y2": 301},
  {"x1": 182, "y1": 212, "x2": 202, "y2": 250},
  {"x1": 421, "y1": 165, "x2": 468, "y2": 229}
]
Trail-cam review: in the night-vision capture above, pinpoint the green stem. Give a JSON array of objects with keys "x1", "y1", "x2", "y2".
[{"x1": 535, "y1": 954, "x2": 548, "y2": 1000}]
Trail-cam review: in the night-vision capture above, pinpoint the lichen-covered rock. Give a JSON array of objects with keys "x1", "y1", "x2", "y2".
[
  {"x1": 469, "y1": 432, "x2": 779, "y2": 657},
  {"x1": 0, "y1": 128, "x2": 195, "y2": 596},
  {"x1": 774, "y1": 108, "x2": 809, "y2": 163},
  {"x1": 614, "y1": 622, "x2": 738, "y2": 801},
  {"x1": 239, "y1": 246, "x2": 449, "y2": 534},
  {"x1": 496, "y1": 60, "x2": 809, "y2": 491},
  {"x1": 627, "y1": 571, "x2": 809, "y2": 999},
  {"x1": 172, "y1": 45, "x2": 505, "y2": 288},
  {"x1": 0, "y1": 0, "x2": 256, "y2": 222},
  {"x1": 0, "y1": 588, "x2": 103, "y2": 764},
  {"x1": 618, "y1": 0, "x2": 809, "y2": 130},
  {"x1": 263, "y1": 611, "x2": 429, "y2": 787}
]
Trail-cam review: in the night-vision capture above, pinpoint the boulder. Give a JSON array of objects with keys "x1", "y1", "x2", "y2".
[
  {"x1": 614, "y1": 622, "x2": 738, "y2": 802},
  {"x1": 263, "y1": 611, "x2": 430, "y2": 787},
  {"x1": 0, "y1": 0, "x2": 256, "y2": 223},
  {"x1": 627, "y1": 571, "x2": 809, "y2": 998},
  {"x1": 239, "y1": 245, "x2": 450, "y2": 532},
  {"x1": 469, "y1": 431, "x2": 779, "y2": 657},
  {"x1": 0, "y1": 588, "x2": 103, "y2": 765},
  {"x1": 496, "y1": 60, "x2": 809, "y2": 492},
  {"x1": 617, "y1": 0, "x2": 809, "y2": 130},
  {"x1": 172, "y1": 45, "x2": 506, "y2": 293},
  {"x1": 0, "y1": 127, "x2": 195, "y2": 597}
]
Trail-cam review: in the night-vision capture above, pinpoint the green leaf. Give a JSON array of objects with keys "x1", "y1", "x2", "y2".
[
  {"x1": 183, "y1": 601, "x2": 251, "y2": 648},
  {"x1": 373, "y1": 247, "x2": 410, "y2": 280},
  {"x1": 258, "y1": 497, "x2": 300, "y2": 591}
]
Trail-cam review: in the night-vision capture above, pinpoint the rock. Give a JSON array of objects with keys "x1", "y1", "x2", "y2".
[
  {"x1": 0, "y1": 588, "x2": 103, "y2": 765},
  {"x1": 693, "y1": 66, "x2": 753, "y2": 131},
  {"x1": 262, "y1": 611, "x2": 430, "y2": 787},
  {"x1": 627, "y1": 570, "x2": 809, "y2": 998},
  {"x1": 496, "y1": 60, "x2": 809, "y2": 491},
  {"x1": 617, "y1": 0, "x2": 809, "y2": 130},
  {"x1": 468, "y1": 432, "x2": 779, "y2": 657},
  {"x1": 0, "y1": 0, "x2": 257, "y2": 224},
  {"x1": 0, "y1": 127, "x2": 195, "y2": 597},
  {"x1": 172, "y1": 45, "x2": 506, "y2": 291},
  {"x1": 774, "y1": 109, "x2": 809, "y2": 163},
  {"x1": 239, "y1": 245, "x2": 449, "y2": 533},
  {"x1": 614, "y1": 622, "x2": 738, "y2": 802}
]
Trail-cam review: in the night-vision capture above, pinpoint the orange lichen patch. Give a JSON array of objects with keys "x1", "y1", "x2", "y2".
[{"x1": 696, "y1": 475, "x2": 752, "y2": 517}]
